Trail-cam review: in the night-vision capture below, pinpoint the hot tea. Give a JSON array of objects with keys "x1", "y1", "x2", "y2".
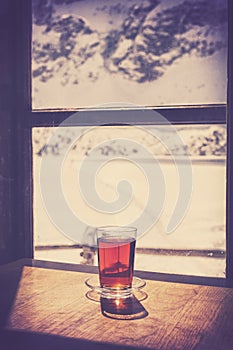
[{"x1": 97, "y1": 236, "x2": 136, "y2": 289}]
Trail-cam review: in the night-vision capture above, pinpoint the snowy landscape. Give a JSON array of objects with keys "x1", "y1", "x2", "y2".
[
  {"x1": 32, "y1": 0, "x2": 227, "y2": 108},
  {"x1": 33, "y1": 124, "x2": 226, "y2": 277},
  {"x1": 32, "y1": 0, "x2": 227, "y2": 278}
]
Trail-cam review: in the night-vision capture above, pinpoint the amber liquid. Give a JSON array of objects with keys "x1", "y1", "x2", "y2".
[{"x1": 97, "y1": 237, "x2": 136, "y2": 289}]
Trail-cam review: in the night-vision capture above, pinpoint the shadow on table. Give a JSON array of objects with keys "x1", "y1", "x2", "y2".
[
  {"x1": 0, "y1": 260, "x2": 25, "y2": 329},
  {"x1": 0, "y1": 329, "x2": 151, "y2": 350},
  {"x1": 100, "y1": 294, "x2": 148, "y2": 320}
]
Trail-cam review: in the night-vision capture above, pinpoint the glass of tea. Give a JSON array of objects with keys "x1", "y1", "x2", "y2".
[{"x1": 96, "y1": 226, "x2": 137, "y2": 298}]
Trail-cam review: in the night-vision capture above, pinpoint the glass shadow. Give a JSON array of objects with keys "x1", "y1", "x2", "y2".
[{"x1": 100, "y1": 294, "x2": 148, "y2": 320}]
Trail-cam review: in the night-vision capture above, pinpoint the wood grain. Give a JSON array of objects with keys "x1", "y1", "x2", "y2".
[{"x1": 1, "y1": 263, "x2": 233, "y2": 350}]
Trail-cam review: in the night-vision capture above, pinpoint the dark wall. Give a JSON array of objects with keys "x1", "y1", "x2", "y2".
[
  {"x1": 0, "y1": 0, "x2": 32, "y2": 264},
  {"x1": 0, "y1": 0, "x2": 17, "y2": 264}
]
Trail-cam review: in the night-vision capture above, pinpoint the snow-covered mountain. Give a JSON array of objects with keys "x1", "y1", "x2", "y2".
[{"x1": 32, "y1": 0, "x2": 228, "y2": 108}]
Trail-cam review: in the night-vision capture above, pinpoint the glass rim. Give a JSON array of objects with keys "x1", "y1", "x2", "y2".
[{"x1": 96, "y1": 225, "x2": 137, "y2": 234}]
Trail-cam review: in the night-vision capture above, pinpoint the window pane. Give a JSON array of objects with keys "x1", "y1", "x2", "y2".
[
  {"x1": 32, "y1": 124, "x2": 226, "y2": 277},
  {"x1": 32, "y1": 0, "x2": 228, "y2": 109}
]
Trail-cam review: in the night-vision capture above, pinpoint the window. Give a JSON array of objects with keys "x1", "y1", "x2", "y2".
[
  {"x1": 32, "y1": 0, "x2": 227, "y2": 109},
  {"x1": 32, "y1": 124, "x2": 226, "y2": 277},
  {"x1": 5, "y1": 0, "x2": 232, "y2": 285}
]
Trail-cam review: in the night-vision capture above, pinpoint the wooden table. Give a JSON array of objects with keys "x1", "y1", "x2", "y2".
[{"x1": 0, "y1": 259, "x2": 233, "y2": 350}]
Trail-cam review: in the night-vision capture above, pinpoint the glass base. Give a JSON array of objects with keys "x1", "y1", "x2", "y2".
[{"x1": 85, "y1": 276, "x2": 147, "y2": 302}]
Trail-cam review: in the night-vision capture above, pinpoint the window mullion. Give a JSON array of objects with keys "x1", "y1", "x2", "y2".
[
  {"x1": 226, "y1": 0, "x2": 233, "y2": 287},
  {"x1": 29, "y1": 105, "x2": 226, "y2": 128}
]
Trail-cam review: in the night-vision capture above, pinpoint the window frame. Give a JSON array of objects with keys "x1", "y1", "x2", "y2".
[{"x1": 12, "y1": 0, "x2": 233, "y2": 286}]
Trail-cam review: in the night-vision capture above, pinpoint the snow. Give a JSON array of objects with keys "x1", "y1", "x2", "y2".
[
  {"x1": 33, "y1": 144, "x2": 226, "y2": 277},
  {"x1": 32, "y1": 0, "x2": 227, "y2": 108}
]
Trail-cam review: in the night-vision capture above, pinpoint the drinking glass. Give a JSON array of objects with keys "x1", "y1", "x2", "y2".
[{"x1": 97, "y1": 226, "x2": 137, "y2": 297}]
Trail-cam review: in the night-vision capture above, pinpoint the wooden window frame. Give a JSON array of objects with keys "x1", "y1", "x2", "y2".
[{"x1": 7, "y1": 0, "x2": 233, "y2": 286}]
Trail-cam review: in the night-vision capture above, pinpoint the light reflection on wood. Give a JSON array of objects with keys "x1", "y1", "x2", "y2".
[{"x1": 1, "y1": 264, "x2": 232, "y2": 349}]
